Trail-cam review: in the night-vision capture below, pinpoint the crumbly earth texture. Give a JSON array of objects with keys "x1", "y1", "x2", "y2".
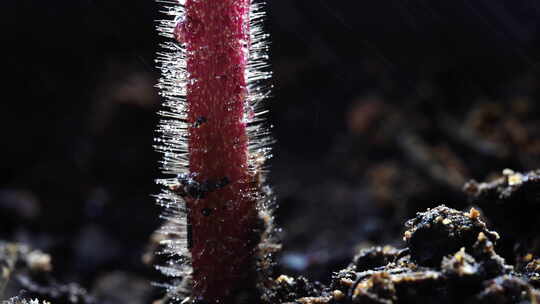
[
  {"x1": 267, "y1": 208, "x2": 539, "y2": 303},
  {"x1": 266, "y1": 170, "x2": 540, "y2": 304}
]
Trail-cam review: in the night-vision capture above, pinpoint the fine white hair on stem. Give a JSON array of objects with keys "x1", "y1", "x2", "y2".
[
  {"x1": 154, "y1": 1, "x2": 192, "y2": 300},
  {"x1": 155, "y1": 0, "x2": 189, "y2": 177},
  {"x1": 152, "y1": 189, "x2": 193, "y2": 300},
  {"x1": 246, "y1": 0, "x2": 274, "y2": 176}
]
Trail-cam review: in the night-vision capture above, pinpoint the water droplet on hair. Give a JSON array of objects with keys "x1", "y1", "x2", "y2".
[
  {"x1": 174, "y1": 17, "x2": 204, "y2": 44},
  {"x1": 173, "y1": 21, "x2": 187, "y2": 44},
  {"x1": 201, "y1": 208, "x2": 212, "y2": 216}
]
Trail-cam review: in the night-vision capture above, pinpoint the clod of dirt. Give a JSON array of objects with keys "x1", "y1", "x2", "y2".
[
  {"x1": 475, "y1": 276, "x2": 540, "y2": 304},
  {"x1": 263, "y1": 275, "x2": 324, "y2": 304},
  {"x1": 524, "y1": 259, "x2": 540, "y2": 288},
  {"x1": 403, "y1": 205, "x2": 499, "y2": 266},
  {"x1": 441, "y1": 247, "x2": 478, "y2": 278},
  {"x1": 440, "y1": 242, "x2": 510, "y2": 302},
  {"x1": 350, "y1": 246, "x2": 402, "y2": 272},
  {"x1": 464, "y1": 169, "x2": 540, "y2": 258},
  {"x1": 470, "y1": 231, "x2": 512, "y2": 278}
]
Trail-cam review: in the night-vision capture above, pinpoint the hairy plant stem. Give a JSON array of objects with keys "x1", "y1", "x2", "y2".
[
  {"x1": 155, "y1": 0, "x2": 274, "y2": 302},
  {"x1": 181, "y1": 0, "x2": 259, "y2": 302}
]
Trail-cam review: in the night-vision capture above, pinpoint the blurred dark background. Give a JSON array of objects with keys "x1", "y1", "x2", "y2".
[{"x1": 3, "y1": 0, "x2": 540, "y2": 303}]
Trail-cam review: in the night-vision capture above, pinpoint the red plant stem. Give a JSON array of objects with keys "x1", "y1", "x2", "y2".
[{"x1": 178, "y1": 0, "x2": 258, "y2": 302}]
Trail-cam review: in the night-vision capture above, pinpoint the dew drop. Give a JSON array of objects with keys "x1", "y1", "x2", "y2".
[
  {"x1": 174, "y1": 16, "x2": 204, "y2": 44},
  {"x1": 173, "y1": 21, "x2": 187, "y2": 44},
  {"x1": 247, "y1": 107, "x2": 255, "y2": 120},
  {"x1": 201, "y1": 208, "x2": 212, "y2": 217}
]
